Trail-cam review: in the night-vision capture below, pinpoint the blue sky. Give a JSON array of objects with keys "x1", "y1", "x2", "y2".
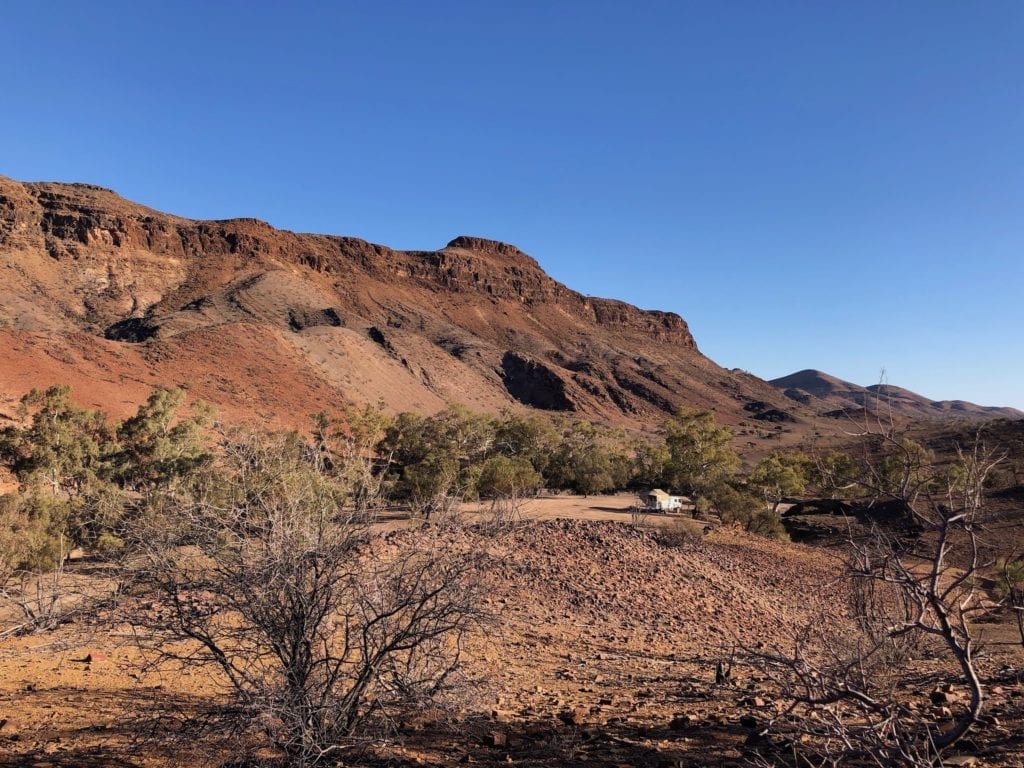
[{"x1": 3, "y1": 2, "x2": 1022, "y2": 408}]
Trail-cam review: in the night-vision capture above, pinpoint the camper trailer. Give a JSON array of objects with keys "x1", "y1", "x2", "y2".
[{"x1": 644, "y1": 489, "x2": 683, "y2": 512}]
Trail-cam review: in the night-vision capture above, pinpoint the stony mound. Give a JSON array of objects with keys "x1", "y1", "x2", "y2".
[
  {"x1": 472, "y1": 519, "x2": 846, "y2": 649},
  {"x1": 3, "y1": 519, "x2": 1023, "y2": 767}
]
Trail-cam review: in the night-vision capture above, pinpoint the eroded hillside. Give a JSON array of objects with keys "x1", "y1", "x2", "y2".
[{"x1": 0, "y1": 177, "x2": 800, "y2": 429}]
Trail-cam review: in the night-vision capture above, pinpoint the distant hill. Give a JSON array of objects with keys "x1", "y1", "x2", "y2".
[{"x1": 770, "y1": 369, "x2": 1023, "y2": 422}]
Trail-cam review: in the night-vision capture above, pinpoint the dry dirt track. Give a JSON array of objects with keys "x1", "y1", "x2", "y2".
[
  {"x1": 374, "y1": 493, "x2": 710, "y2": 534},
  {"x1": 466, "y1": 493, "x2": 689, "y2": 523}
]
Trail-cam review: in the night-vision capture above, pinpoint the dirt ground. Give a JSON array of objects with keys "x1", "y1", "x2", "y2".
[
  {"x1": 1, "y1": 502, "x2": 1023, "y2": 768},
  {"x1": 374, "y1": 493, "x2": 713, "y2": 533}
]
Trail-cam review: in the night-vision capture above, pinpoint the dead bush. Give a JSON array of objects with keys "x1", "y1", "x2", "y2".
[
  {"x1": 747, "y1": 435, "x2": 1003, "y2": 766},
  {"x1": 656, "y1": 518, "x2": 700, "y2": 548},
  {"x1": 124, "y1": 430, "x2": 486, "y2": 766}
]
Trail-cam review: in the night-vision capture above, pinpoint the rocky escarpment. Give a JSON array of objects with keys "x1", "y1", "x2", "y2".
[
  {"x1": 2, "y1": 180, "x2": 696, "y2": 347},
  {"x1": 346, "y1": 235, "x2": 696, "y2": 349},
  {"x1": 0, "y1": 175, "x2": 800, "y2": 428}
]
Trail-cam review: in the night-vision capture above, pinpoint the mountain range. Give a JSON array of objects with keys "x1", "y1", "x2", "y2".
[{"x1": 1, "y1": 176, "x2": 1019, "y2": 438}]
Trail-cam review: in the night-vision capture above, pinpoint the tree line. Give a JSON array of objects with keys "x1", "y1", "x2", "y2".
[
  {"x1": 0, "y1": 385, "x2": 818, "y2": 576},
  {"x1": 6, "y1": 383, "x2": 1005, "y2": 580}
]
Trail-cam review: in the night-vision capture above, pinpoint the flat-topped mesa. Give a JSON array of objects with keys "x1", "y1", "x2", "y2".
[
  {"x1": 2, "y1": 178, "x2": 188, "y2": 255},
  {"x1": 438, "y1": 235, "x2": 543, "y2": 272},
  {"x1": 444, "y1": 235, "x2": 530, "y2": 260},
  {"x1": 45, "y1": 182, "x2": 117, "y2": 194},
  {"x1": 394, "y1": 236, "x2": 552, "y2": 303},
  {"x1": 22, "y1": 180, "x2": 169, "y2": 220},
  {"x1": 400, "y1": 238, "x2": 692, "y2": 346},
  {"x1": 2, "y1": 181, "x2": 313, "y2": 262},
  {"x1": 1, "y1": 177, "x2": 698, "y2": 349}
]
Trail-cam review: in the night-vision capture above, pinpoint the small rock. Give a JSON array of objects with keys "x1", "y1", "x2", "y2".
[
  {"x1": 669, "y1": 713, "x2": 699, "y2": 730},
  {"x1": 483, "y1": 731, "x2": 507, "y2": 748},
  {"x1": 558, "y1": 706, "x2": 591, "y2": 726}
]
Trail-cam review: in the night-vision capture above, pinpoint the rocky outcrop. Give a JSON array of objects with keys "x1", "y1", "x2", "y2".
[{"x1": 500, "y1": 352, "x2": 575, "y2": 411}]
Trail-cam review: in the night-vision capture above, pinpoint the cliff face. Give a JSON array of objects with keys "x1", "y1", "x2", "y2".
[{"x1": 0, "y1": 176, "x2": 790, "y2": 428}]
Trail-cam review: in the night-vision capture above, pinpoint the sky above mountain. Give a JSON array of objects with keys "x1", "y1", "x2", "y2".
[{"x1": 3, "y1": 2, "x2": 1022, "y2": 409}]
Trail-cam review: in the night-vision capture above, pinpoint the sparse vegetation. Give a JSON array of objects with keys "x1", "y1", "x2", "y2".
[
  {"x1": 125, "y1": 429, "x2": 484, "y2": 764},
  {"x1": 0, "y1": 385, "x2": 212, "y2": 600},
  {"x1": 749, "y1": 429, "x2": 1006, "y2": 766},
  {"x1": 1, "y1": 384, "x2": 1023, "y2": 766},
  {"x1": 996, "y1": 555, "x2": 1024, "y2": 647},
  {"x1": 654, "y1": 517, "x2": 701, "y2": 548}
]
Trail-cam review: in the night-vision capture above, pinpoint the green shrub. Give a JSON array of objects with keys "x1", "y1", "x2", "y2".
[
  {"x1": 477, "y1": 455, "x2": 541, "y2": 500},
  {"x1": 703, "y1": 481, "x2": 789, "y2": 539},
  {"x1": 0, "y1": 493, "x2": 67, "y2": 582}
]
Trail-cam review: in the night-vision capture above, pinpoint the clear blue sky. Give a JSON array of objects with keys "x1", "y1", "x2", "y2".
[{"x1": 3, "y1": 2, "x2": 1022, "y2": 409}]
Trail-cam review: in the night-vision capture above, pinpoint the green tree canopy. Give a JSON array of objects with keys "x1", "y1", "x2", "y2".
[
  {"x1": 0, "y1": 385, "x2": 112, "y2": 500},
  {"x1": 547, "y1": 420, "x2": 619, "y2": 495},
  {"x1": 492, "y1": 411, "x2": 559, "y2": 476},
  {"x1": 662, "y1": 408, "x2": 739, "y2": 506},
  {"x1": 749, "y1": 451, "x2": 809, "y2": 513},
  {"x1": 113, "y1": 387, "x2": 213, "y2": 492},
  {"x1": 477, "y1": 455, "x2": 541, "y2": 500},
  {"x1": 809, "y1": 450, "x2": 861, "y2": 499}
]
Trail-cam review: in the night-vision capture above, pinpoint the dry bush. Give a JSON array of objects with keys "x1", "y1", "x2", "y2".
[
  {"x1": 656, "y1": 518, "x2": 700, "y2": 548},
  {"x1": 747, "y1": 436, "x2": 1003, "y2": 767},
  {"x1": 479, "y1": 493, "x2": 532, "y2": 535},
  {"x1": 124, "y1": 430, "x2": 486, "y2": 766},
  {"x1": 0, "y1": 493, "x2": 96, "y2": 636}
]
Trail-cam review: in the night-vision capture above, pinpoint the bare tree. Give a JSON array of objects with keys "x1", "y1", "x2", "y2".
[
  {"x1": 124, "y1": 429, "x2": 485, "y2": 766},
  {"x1": 748, "y1": 436, "x2": 1004, "y2": 767}
]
